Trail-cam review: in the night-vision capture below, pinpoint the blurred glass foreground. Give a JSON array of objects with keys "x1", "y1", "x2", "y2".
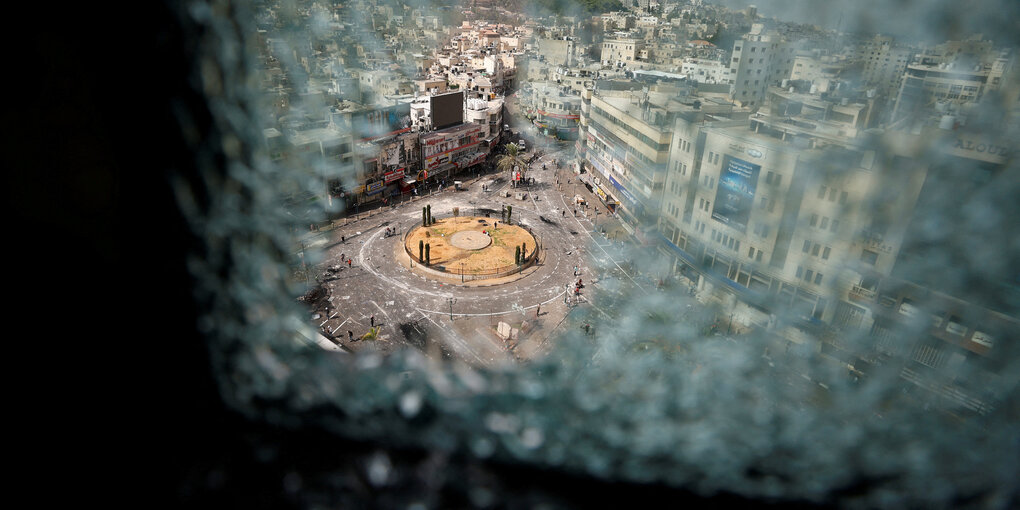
[{"x1": 174, "y1": 0, "x2": 1018, "y2": 507}]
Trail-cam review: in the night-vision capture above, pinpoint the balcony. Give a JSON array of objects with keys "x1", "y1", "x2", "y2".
[{"x1": 849, "y1": 285, "x2": 876, "y2": 302}]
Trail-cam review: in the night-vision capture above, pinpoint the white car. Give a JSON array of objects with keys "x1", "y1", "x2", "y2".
[{"x1": 518, "y1": 139, "x2": 526, "y2": 151}]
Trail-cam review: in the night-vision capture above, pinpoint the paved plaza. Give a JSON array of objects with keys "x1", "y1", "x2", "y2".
[{"x1": 298, "y1": 143, "x2": 643, "y2": 366}]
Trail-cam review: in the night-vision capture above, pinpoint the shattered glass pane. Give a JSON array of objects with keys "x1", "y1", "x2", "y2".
[{"x1": 172, "y1": 0, "x2": 1019, "y2": 506}]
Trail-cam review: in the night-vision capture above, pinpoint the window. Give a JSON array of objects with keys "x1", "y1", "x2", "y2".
[
  {"x1": 820, "y1": 217, "x2": 829, "y2": 229},
  {"x1": 814, "y1": 272, "x2": 823, "y2": 284},
  {"x1": 749, "y1": 246, "x2": 755, "y2": 258},
  {"x1": 861, "y1": 249, "x2": 879, "y2": 265},
  {"x1": 829, "y1": 188, "x2": 837, "y2": 201},
  {"x1": 830, "y1": 219, "x2": 839, "y2": 233},
  {"x1": 818, "y1": 185, "x2": 827, "y2": 199},
  {"x1": 810, "y1": 214, "x2": 818, "y2": 227},
  {"x1": 812, "y1": 244, "x2": 820, "y2": 256},
  {"x1": 756, "y1": 250, "x2": 763, "y2": 262},
  {"x1": 822, "y1": 247, "x2": 831, "y2": 260},
  {"x1": 803, "y1": 240, "x2": 811, "y2": 253},
  {"x1": 805, "y1": 269, "x2": 814, "y2": 282},
  {"x1": 796, "y1": 266, "x2": 803, "y2": 278}
]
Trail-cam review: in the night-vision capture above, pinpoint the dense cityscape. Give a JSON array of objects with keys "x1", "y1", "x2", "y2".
[{"x1": 169, "y1": 0, "x2": 1020, "y2": 507}]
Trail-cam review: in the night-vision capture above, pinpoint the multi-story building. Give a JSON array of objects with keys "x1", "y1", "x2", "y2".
[
  {"x1": 522, "y1": 82, "x2": 582, "y2": 141},
  {"x1": 891, "y1": 62, "x2": 994, "y2": 123},
  {"x1": 600, "y1": 36, "x2": 644, "y2": 67},
  {"x1": 854, "y1": 35, "x2": 915, "y2": 98},
  {"x1": 536, "y1": 37, "x2": 578, "y2": 67},
  {"x1": 680, "y1": 57, "x2": 733, "y2": 84},
  {"x1": 789, "y1": 54, "x2": 849, "y2": 93},
  {"x1": 578, "y1": 83, "x2": 679, "y2": 233},
  {"x1": 728, "y1": 24, "x2": 796, "y2": 108},
  {"x1": 650, "y1": 84, "x2": 1019, "y2": 415}
]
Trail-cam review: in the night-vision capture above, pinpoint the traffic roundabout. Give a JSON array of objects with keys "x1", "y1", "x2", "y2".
[{"x1": 402, "y1": 215, "x2": 540, "y2": 283}]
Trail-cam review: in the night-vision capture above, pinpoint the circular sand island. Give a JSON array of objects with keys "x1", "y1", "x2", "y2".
[{"x1": 404, "y1": 216, "x2": 539, "y2": 281}]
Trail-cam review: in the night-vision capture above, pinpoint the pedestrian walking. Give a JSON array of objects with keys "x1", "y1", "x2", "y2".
[
  {"x1": 562, "y1": 209, "x2": 565, "y2": 217},
  {"x1": 341, "y1": 235, "x2": 345, "y2": 243},
  {"x1": 370, "y1": 314, "x2": 375, "y2": 327},
  {"x1": 348, "y1": 330, "x2": 354, "y2": 341},
  {"x1": 348, "y1": 258, "x2": 352, "y2": 268},
  {"x1": 536, "y1": 304, "x2": 541, "y2": 317}
]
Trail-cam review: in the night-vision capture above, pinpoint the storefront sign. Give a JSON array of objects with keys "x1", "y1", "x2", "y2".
[
  {"x1": 366, "y1": 180, "x2": 384, "y2": 194},
  {"x1": 384, "y1": 169, "x2": 405, "y2": 183},
  {"x1": 609, "y1": 175, "x2": 639, "y2": 206}
]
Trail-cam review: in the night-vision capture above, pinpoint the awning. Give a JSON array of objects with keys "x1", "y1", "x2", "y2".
[{"x1": 402, "y1": 178, "x2": 417, "y2": 185}]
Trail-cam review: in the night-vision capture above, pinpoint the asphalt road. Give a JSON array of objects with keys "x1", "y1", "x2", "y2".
[{"x1": 298, "y1": 137, "x2": 652, "y2": 366}]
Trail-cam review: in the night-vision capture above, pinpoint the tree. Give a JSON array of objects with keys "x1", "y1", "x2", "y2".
[
  {"x1": 427, "y1": 204, "x2": 432, "y2": 225},
  {"x1": 521, "y1": 242, "x2": 527, "y2": 261},
  {"x1": 422, "y1": 206, "x2": 427, "y2": 226},
  {"x1": 515, "y1": 245, "x2": 521, "y2": 265},
  {"x1": 506, "y1": 205, "x2": 512, "y2": 224},
  {"x1": 495, "y1": 143, "x2": 528, "y2": 185},
  {"x1": 419, "y1": 240, "x2": 424, "y2": 261},
  {"x1": 425, "y1": 243, "x2": 431, "y2": 265}
]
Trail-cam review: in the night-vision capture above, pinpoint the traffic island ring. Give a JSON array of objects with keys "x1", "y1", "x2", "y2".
[{"x1": 402, "y1": 216, "x2": 541, "y2": 284}]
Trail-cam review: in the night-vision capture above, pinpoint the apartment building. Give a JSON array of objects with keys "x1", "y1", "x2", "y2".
[
  {"x1": 601, "y1": 36, "x2": 644, "y2": 67},
  {"x1": 578, "y1": 84, "x2": 678, "y2": 232},
  {"x1": 728, "y1": 24, "x2": 796, "y2": 108}
]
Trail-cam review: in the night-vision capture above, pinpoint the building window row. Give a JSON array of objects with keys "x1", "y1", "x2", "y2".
[
  {"x1": 809, "y1": 213, "x2": 840, "y2": 233},
  {"x1": 698, "y1": 197, "x2": 711, "y2": 212},
  {"x1": 591, "y1": 105, "x2": 671, "y2": 152},
  {"x1": 802, "y1": 239, "x2": 832, "y2": 260},
  {"x1": 795, "y1": 265, "x2": 824, "y2": 285},
  {"x1": 712, "y1": 228, "x2": 741, "y2": 253},
  {"x1": 817, "y1": 184, "x2": 849, "y2": 204}
]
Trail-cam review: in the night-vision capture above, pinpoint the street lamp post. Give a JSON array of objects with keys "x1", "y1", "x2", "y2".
[
  {"x1": 447, "y1": 297, "x2": 457, "y2": 321},
  {"x1": 461, "y1": 261, "x2": 466, "y2": 283}
]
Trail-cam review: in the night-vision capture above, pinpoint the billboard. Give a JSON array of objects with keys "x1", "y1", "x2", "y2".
[
  {"x1": 430, "y1": 91, "x2": 464, "y2": 130},
  {"x1": 351, "y1": 103, "x2": 411, "y2": 141},
  {"x1": 711, "y1": 155, "x2": 761, "y2": 232}
]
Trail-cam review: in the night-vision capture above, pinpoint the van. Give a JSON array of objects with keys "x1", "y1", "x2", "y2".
[{"x1": 519, "y1": 139, "x2": 526, "y2": 151}]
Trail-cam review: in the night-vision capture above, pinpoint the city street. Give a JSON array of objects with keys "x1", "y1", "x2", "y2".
[{"x1": 298, "y1": 138, "x2": 643, "y2": 366}]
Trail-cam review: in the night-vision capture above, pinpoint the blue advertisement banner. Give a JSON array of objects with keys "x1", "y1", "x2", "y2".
[
  {"x1": 711, "y1": 155, "x2": 761, "y2": 232},
  {"x1": 609, "y1": 175, "x2": 643, "y2": 215}
]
